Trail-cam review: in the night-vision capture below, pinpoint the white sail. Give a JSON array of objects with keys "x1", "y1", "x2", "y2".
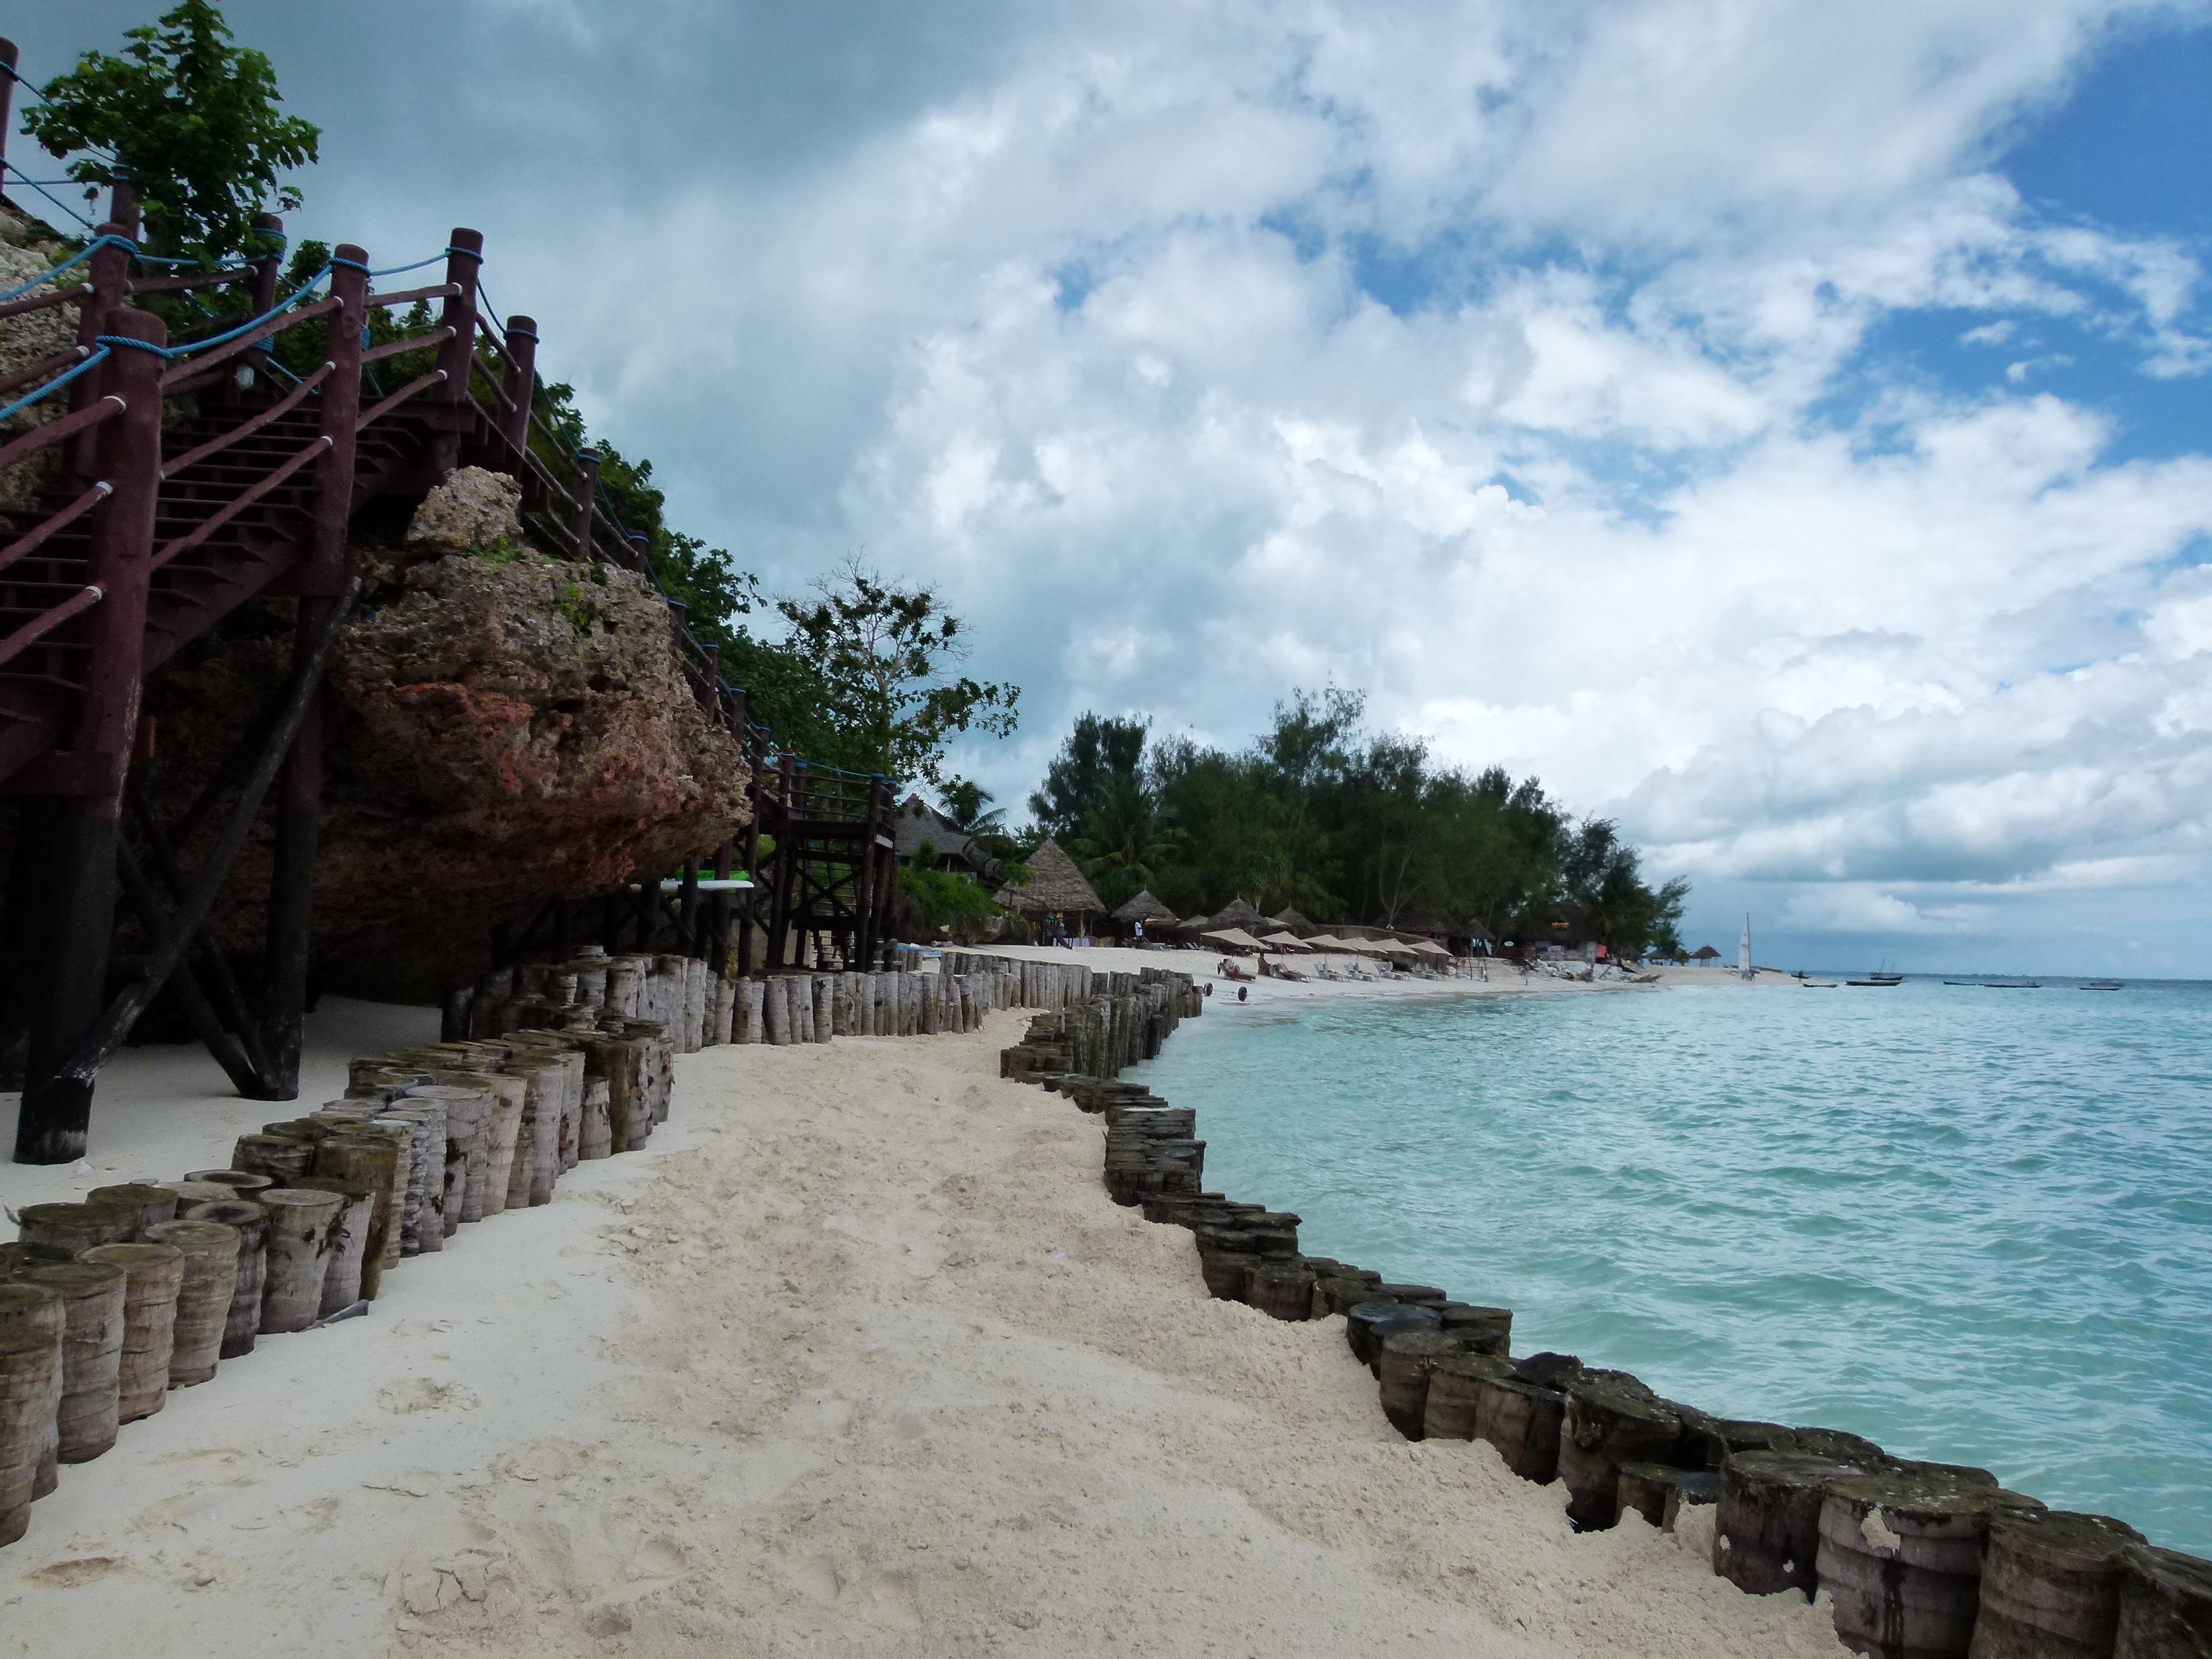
[{"x1": 1739, "y1": 916, "x2": 1752, "y2": 977}]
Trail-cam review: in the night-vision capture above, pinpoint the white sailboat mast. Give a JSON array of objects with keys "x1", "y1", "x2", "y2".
[{"x1": 1739, "y1": 914, "x2": 1752, "y2": 977}]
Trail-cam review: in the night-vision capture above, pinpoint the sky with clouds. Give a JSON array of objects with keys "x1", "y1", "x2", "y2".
[{"x1": 14, "y1": 1, "x2": 2212, "y2": 973}]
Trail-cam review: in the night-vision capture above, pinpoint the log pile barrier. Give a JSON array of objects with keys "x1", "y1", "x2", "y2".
[
  {"x1": 999, "y1": 975, "x2": 2212, "y2": 1659},
  {"x1": 0, "y1": 944, "x2": 1163, "y2": 1550}
]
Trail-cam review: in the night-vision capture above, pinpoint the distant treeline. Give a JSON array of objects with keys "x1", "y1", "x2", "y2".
[{"x1": 1015, "y1": 690, "x2": 1688, "y2": 959}]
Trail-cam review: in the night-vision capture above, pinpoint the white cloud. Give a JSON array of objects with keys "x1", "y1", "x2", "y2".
[{"x1": 28, "y1": 0, "x2": 2212, "y2": 968}]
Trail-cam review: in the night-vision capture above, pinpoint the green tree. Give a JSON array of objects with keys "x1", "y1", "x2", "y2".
[
  {"x1": 1028, "y1": 713, "x2": 1149, "y2": 839},
  {"x1": 762, "y1": 557, "x2": 1018, "y2": 783},
  {"x1": 26, "y1": 1, "x2": 320, "y2": 262}
]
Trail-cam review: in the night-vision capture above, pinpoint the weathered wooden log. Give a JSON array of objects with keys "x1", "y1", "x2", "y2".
[
  {"x1": 1372, "y1": 1281, "x2": 1447, "y2": 1305},
  {"x1": 312, "y1": 1136, "x2": 398, "y2": 1295},
  {"x1": 813, "y1": 974, "x2": 834, "y2": 1044},
  {"x1": 1347, "y1": 1301, "x2": 1440, "y2": 1370},
  {"x1": 1423, "y1": 1352, "x2": 1517, "y2": 1440},
  {"x1": 1793, "y1": 1425, "x2": 1888, "y2": 1465},
  {"x1": 2115, "y1": 1545, "x2": 2212, "y2": 1657},
  {"x1": 77, "y1": 1243, "x2": 183, "y2": 1422},
  {"x1": 1436, "y1": 1303, "x2": 1513, "y2": 1355},
  {"x1": 711, "y1": 975, "x2": 735, "y2": 1045},
  {"x1": 1716, "y1": 1451, "x2": 1864, "y2": 1599},
  {"x1": 403, "y1": 1084, "x2": 488, "y2": 1229},
  {"x1": 0, "y1": 1284, "x2": 62, "y2": 1502},
  {"x1": 1378, "y1": 1330, "x2": 1471, "y2": 1439},
  {"x1": 289, "y1": 1180, "x2": 372, "y2": 1318},
  {"x1": 255, "y1": 1188, "x2": 342, "y2": 1334},
  {"x1": 378, "y1": 1103, "x2": 445, "y2": 1251},
  {"x1": 232, "y1": 1131, "x2": 315, "y2": 1183},
  {"x1": 84, "y1": 1184, "x2": 179, "y2": 1240},
  {"x1": 14, "y1": 1202, "x2": 135, "y2": 1263},
  {"x1": 1969, "y1": 1509, "x2": 2144, "y2": 1659},
  {"x1": 1313, "y1": 1276, "x2": 1388, "y2": 1318},
  {"x1": 474, "y1": 1073, "x2": 526, "y2": 1216},
  {"x1": 1616, "y1": 1460, "x2": 1717, "y2": 1529},
  {"x1": 153, "y1": 1180, "x2": 241, "y2": 1208},
  {"x1": 1818, "y1": 1470, "x2": 2043, "y2": 1658},
  {"x1": 183, "y1": 1168, "x2": 274, "y2": 1197},
  {"x1": 0, "y1": 1327, "x2": 62, "y2": 1545},
  {"x1": 138, "y1": 1220, "x2": 239, "y2": 1387},
  {"x1": 764, "y1": 975, "x2": 791, "y2": 1044},
  {"x1": 1475, "y1": 1374, "x2": 1570, "y2": 1482},
  {"x1": 578, "y1": 1077, "x2": 613, "y2": 1160},
  {"x1": 1559, "y1": 1376, "x2": 1679, "y2": 1530},
  {"x1": 1246, "y1": 1260, "x2": 1315, "y2": 1321},
  {"x1": 15, "y1": 1263, "x2": 122, "y2": 1464},
  {"x1": 1198, "y1": 1250, "x2": 1259, "y2": 1301},
  {"x1": 183, "y1": 1201, "x2": 267, "y2": 1359}
]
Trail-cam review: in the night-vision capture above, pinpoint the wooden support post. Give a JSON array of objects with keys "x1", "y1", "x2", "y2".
[
  {"x1": 764, "y1": 755, "x2": 797, "y2": 969},
  {"x1": 498, "y1": 314, "x2": 536, "y2": 459},
  {"x1": 243, "y1": 211, "x2": 283, "y2": 392},
  {"x1": 678, "y1": 861, "x2": 701, "y2": 955},
  {"x1": 260, "y1": 246, "x2": 365, "y2": 1096},
  {"x1": 65, "y1": 224, "x2": 132, "y2": 488},
  {"x1": 429, "y1": 227, "x2": 481, "y2": 474},
  {"x1": 709, "y1": 839, "x2": 733, "y2": 974},
  {"x1": 855, "y1": 776, "x2": 886, "y2": 967},
  {"x1": 107, "y1": 175, "x2": 139, "y2": 240},
  {"x1": 570, "y1": 449, "x2": 601, "y2": 560},
  {"x1": 13, "y1": 308, "x2": 166, "y2": 1164},
  {"x1": 0, "y1": 41, "x2": 18, "y2": 209}
]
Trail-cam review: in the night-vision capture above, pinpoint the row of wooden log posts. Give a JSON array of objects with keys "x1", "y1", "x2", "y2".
[
  {"x1": 1003, "y1": 1000, "x2": 2212, "y2": 1659},
  {"x1": 0, "y1": 950, "x2": 1124, "y2": 1548}
]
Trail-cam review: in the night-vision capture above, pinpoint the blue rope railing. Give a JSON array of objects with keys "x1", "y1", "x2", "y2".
[{"x1": 0, "y1": 346, "x2": 110, "y2": 426}]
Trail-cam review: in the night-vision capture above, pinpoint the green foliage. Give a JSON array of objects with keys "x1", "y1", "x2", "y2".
[
  {"x1": 1028, "y1": 714, "x2": 1149, "y2": 838},
  {"x1": 898, "y1": 864, "x2": 996, "y2": 932},
  {"x1": 1027, "y1": 691, "x2": 1690, "y2": 959},
  {"x1": 753, "y1": 557, "x2": 1018, "y2": 784},
  {"x1": 26, "y1": 1, "x2": 320, "y2": 262}
]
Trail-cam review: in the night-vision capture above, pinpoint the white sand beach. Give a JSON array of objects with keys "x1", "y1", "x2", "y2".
[
  {"x1": 1, "y1": 987, "x2": 1844, "y2": 1657},
  {"x1": 985, "y1": 942, "x2": 1805, "y2": 1003}
]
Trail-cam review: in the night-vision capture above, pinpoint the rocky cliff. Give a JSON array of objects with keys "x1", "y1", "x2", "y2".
[{"x1": 143, "y1": 471, "x2": 750, "y2": 1004}]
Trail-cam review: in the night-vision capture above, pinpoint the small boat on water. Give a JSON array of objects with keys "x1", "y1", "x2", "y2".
[
  {"x1": 1800, "y1": 979, "x2": 1839, "y2": 988},
  {"x1": 1944, "y1": 980, "x2": 2042, "y2": 989},
  {"x1": 1847, "y1": 968, "x2": 1904, "y2": 987},
  {"x1": 2081, "y1": 979, "x2": 2125, "y2": 991}
]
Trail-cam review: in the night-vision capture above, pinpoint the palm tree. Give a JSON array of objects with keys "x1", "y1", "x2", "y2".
[{"x1": 937, "y1": 777, "x2": 1006, "y2": 836}]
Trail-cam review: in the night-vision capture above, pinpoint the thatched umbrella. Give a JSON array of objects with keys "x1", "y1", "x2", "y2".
[
  {"x1": 1268, "y1": 909, "x2": 1317, "y2": 937},
  {"x1": 1204, "y1": 897, "x2": 1273, "y2": 934},
  {"x1": 992, "y1": 838, "x2": 1105, "y2": 933},
  {"x1": 1260, "y1": 931, "x2": 1309, "y2": 952},
  {"x1": 1201, "y1": 928, "x2": 1267, "y2": 953},
  {"x1": 1691, "y1": 944, "x2": 1721, "y2": 963},
  {"x1": 1112, "y1": 889, "x2": 1178, "y2": 929}
]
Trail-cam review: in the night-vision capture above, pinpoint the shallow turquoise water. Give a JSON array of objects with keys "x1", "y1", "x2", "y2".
[{"x1": 1130, "y1": 977, "x2": 2212, "y2": 1551}]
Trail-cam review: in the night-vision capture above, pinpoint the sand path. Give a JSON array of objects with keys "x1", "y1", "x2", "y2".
[{"x1": 6, "y1": 1002, "x2": 1840, "y2": 1657}]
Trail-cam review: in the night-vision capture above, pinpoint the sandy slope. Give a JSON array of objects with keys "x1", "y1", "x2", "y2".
[{"x1": 5, "y1": 1002, "x2": 1842, "y2": 1657}]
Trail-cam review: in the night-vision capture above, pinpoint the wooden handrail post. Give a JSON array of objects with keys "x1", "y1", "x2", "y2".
[
  {"x1": 429, "y1": 226, "x2": 481, "y2": 473},
  {"x1": 66, "y1": 223, "x2": 134, "y2": 486},
  {"x1": 11, "y1": 305, "x2": 166, "y2": 1164},
  {"x1": 498, "y1": 313, "x2": 536, "y2": 459},
  {"x1": 305, "y1": 244, "x2": 367, "y2": 595},
  {"x1": 72, "y1": 306, "x2": 165, "y2": 807},
  {"x1": 0, "y1": 41, "x2": 17, "y2": 207},
  {"x1": 570, "y1": 447, "x2": 600, "y2": 558},
  {"x1": 244, "y1": 211, "x2": 284, "y2": 389},
  {"x1": 257, "y1": 245, "x2": 367, "y2": 1097},
  {"x1": 107, "y1": 173, "x2": 139, "y2": 241}
]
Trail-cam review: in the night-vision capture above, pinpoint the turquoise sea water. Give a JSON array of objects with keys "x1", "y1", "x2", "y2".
[{"x1": 1129, "y1": 977, "x2": 2212, "y2": 1552}]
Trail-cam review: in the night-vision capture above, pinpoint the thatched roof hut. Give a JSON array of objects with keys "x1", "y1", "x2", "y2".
[
  {"x1": 1268, "y1": 909, "x2": 1317, "y2": 936},
  {"x1": 992, "y1": 838, "x2": 1104, "y2": 916},
  {"x1": 1204, "y1": 897, "x2": 1272, "y2": 934},
  {"x1": 1112, "y1": 889, "x2": 1179, "y2": 928},
  {"x1": 1691, "y1": 944, "x2": 1721, "y2": 962}
]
